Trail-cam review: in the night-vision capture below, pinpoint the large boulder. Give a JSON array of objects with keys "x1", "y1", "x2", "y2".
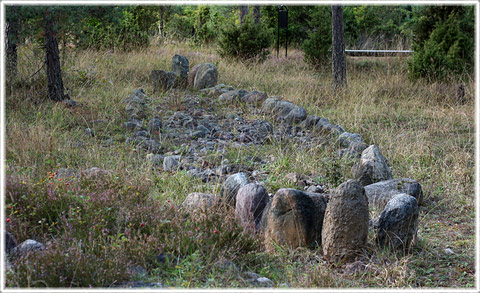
[
  {"x1": 151, "y1": 70, "x2": 178, "y2": 92},
  {"x1": 261, "y1": 97, "x2": 307, "y2": 124},
  {"x1": 220, "y1": 173, "x2": 249, "y2": 207},
  {"x1": 322, "y1": 180, "x2": 369, "y2": 263},
  {"x1": 235, "y1": 183, "x2": 269, "y2": 232},
  {"x1": 182, "y1": 193, "x2": 219, "y2": 213},
  {"x1": 365, "y1": 178, "x2": 423, "y2": 212},
  {"x1": 351, "y1": 145, "x2": 393, "y2": 186},
  {"x1": 375, "y1": 193, "x2": 419, "y2": 252},
  {"x1": 260, "y1": 189, "x2": 327, "y2": 252},
  {"x1": 171, "y1": 54, "x2": 189, "y2": 86},
  {"x1": 188, "y1": 63, "x2": 218, "y2": 90}
]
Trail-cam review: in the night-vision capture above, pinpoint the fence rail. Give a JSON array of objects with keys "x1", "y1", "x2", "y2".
[{"x1": 345, "y1": 49, "x2": 413, "y2": 57}]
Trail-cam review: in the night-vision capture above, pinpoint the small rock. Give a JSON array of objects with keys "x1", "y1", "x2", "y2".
[
  {"x1": 163, "y1": 155, "x2": 180, "y2": 171},
  {"x1": 364, "y1": 178, "x2": 423, "y2": 212},
  {"x1": 12, "y1": 239, "x2": 44, "y2": 257},
  {"x1": 351, "y1": 145, "x2": 393, "y2": 186},
  {"x1": 189, "y1": 63, "x2": 218, "y2": 90},
  {"x1": 182, "y1": 192, "x2": 219, "y2": 212},
  {"x1": 445, "y1": 248, "x2": 455, "y2": 255},
  {"x1": 82, "y1": 167, "x2": 110, "y2": 178},
  {"x1": 62, "y1": 99, "x2": 77, "y2": 108},
  {"x1": 375, "y1": 193, "x2": 419, "y2": 252},
  {"x1": 84, "y1": 128, "x2": 94, "y2": 137},
  {"x1": 151, "y1": 70, "x2": 178, "y2": 92},
  {"x1": 220, "y1": 173, "x2": 249, "y2": 207},
  {"x1": 139, "y1": 139, "x2": 162, "y2": 154},
  {"x1": 146, "y1": 154, "x2": 164, "y2": 166},
  {"x1": 147, "y1": 118, "x2": 163, "y2": 135},
  {"x1": 125, "y1": 119, "x2": 144, "y2": 131}
]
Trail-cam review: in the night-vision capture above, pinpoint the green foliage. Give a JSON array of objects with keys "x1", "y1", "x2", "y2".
[
  {"x1": 217, "y1": 15, "x2": 272, "y2": 61},
  {"x1": 77, "y1": 6, "x2": 150, "y2": 51},
  {"x1": 301, "y1": 7, "x2": 331, "y2": 68},
  {"x1": 408, "y1": 6, "x2": 474, "y2": 80}
]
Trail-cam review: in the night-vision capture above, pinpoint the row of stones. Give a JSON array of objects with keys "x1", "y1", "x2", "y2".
[{"x1": 151, "y1": 54, "x2": 425, "y2": 262}]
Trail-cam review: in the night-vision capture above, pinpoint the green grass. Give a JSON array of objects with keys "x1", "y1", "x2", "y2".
[{"x1": 4, "y1": 41, "x2": 475, "y2": 288}]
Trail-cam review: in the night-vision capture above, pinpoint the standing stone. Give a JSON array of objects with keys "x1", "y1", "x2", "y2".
[
  {"x1": 365, "y1": 178, "x2": 423, "y2": 211},
  {"x1": 220, "y1": 173, "x2": 248, "y2": 207},
  {"x1": 171, "y1": 54, "x2": 189, "y2": 86},
  {"x1": 351, "y1": 145, "x2": 393, "y2": 186},
  {"x1": 260, "y1": 189, "x2": 327, "y2": 252},
  {"x1": 151, "y1": 70, "x2": 178, "y2": 92},
  {"x1": 235, "y1": 183, "x2": 269, "y2": 232},
  {"x1": 322, "y1": 180, "x2": 369, "y2": 263},
  {"x1": 375, "y1": 193, "x2": 419, "y2": 252},
  {"x1": 188, "y1": 63, "x2": 218, "y2": 90}
]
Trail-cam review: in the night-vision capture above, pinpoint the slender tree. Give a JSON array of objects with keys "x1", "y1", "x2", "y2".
[
  {"x1": 253, "y1": 6, "x2": 261, "y2": 24},
  {"x1": 5, "y1": 6, "x2": 19, "y2": 83},
  {"x1": 43, "y1": 8, "x2": 66, "y2": 101},
  {"x1": 332, "y1": 5, "x2": 346, "y2": 89},
  {"x1": 239, "y1": 5, "x2": 249, "y2": 25},
  {"x1": 158, "y1": 6, "x2": 165, "y2": 38}
]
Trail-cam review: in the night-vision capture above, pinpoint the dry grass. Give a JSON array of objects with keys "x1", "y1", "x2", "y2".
[{"x1": 4, "y1": 41, "x2": 475, "y2": 288}]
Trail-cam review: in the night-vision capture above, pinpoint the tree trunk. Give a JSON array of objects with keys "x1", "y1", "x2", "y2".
[
  {"x1": 158, "y1": 6, "x2": 164, "y2": 38},
  {"x1": 332, "y1": 5, "x2": 346, "y2": 90},
  {"x1": 239, "y1": 6, "x2": 249, "y2": 25},
  {"x1": 44, "y1": 10, "x2": 66, "y2": 101},
  {"x1": 253, "y1": 6, "x2": 261, "y2": 24},
  {"x1": 6, "y1": 8, "x2": 19, "y2": 83}
]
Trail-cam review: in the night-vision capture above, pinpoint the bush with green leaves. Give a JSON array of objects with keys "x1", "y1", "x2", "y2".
[
  {"x1": 217, "y1": 16, "x2": 272, "y2": 61},
  {"x1": 408, "y1": 6, "x2": 474, "y2": 80},
  {"x1": 301, "y1": 7, "x2": 331, "y2": 68}
]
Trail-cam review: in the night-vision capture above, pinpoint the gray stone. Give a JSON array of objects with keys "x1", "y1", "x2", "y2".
[
  {"x1": 322, "y1": 180, "x2": 369, "y2": 263},
  {"x1": 84, "y1": 128, "x2": 94, "y2": 137},
  {"x1": 304, "y1": 115, "x2": 321, "y2": 129},
  {"x1": 163, "y1": 155, "x2": 180, "y2": 171},
  {"x1": 182, "y1": 192, "x2": 219, "y2": 212},
  {"x1": 351, "y1": 145, "x2": 393, "y2": 186},
  {"x1": 220, "y1": 173, "x2": 249, "y2": 207},
  {"x1": 235, "y1": 183, "x2": 269, "y2": 232},
  {"x1": 82, "y1": 167, "x2": 110, "y2": 178},
  {"x1": 189, "y1": 63, "x2": 218, "y2": 90},
  {"x1": 56, "y1": 168, "x2": 78, "y2": 180},
  {"x1": 12, "y1": 239, "x2": 44, "y2": 257},
  {"x1": 125, "y1": 119, "x2": 144, "y2": 131},
  {"x1": 124, "y1": 89, "x2": 148, "y2": 119},
  {"x1": 171, "y1": 54, "x2": 189, "y2": 85},
  {"x1": 261, "y1": 97, "x2": 307, "y2": 124},
  {"x1": 146, "y1": 154, "x2": 164, "y2": 166},
  {"x1": 62, "y1": 99, "x2": 77, "y2": 108},
  {"x1": 314, "y1": 119, "x2": 345, "y2": 137},
  {"x1": 218, "y1": 89, "x2": 250, "y2": 103},
  {"x1": 260, "y1": 189, "x2": 327, "y2": 252},
  {"x1": 5, "y1": 231, "x2": 17, "y2": 255},
  {"x1": 338, "y1": 132, "x2": 364, "y2": 148},
  {"x1": 192, "y1": 125, "x2": 210, "y2": 138},
  {"x1": 305, "y1": 185, "x2": 326, "y2": 194},
  {"x1": 147, "y1": 118, "x2": 162, "y2": 135},
  {"x1": 151, "y1": 70, "x2": 178, "y2": 92},
  {"x1": 375, "y1": 193, "x2": 419, "y2": 252},
  {"x1": 139, "y1": 139, "x2": 162, "y2": 154},
  {"x1": 365, "y1": 178, "x2": 423, "y2": 212},
  {"x1": 243, "y1": 91, "x2": 268, "y2": 106}
]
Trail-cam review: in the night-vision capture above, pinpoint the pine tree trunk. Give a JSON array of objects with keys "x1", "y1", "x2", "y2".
[
  {"x1": 6, "y1": 9, "x2": 19, "y2": 83},
  {"x1": 158, "y1": 6, "x2": 164, "y2": 38},
  {"x1": 253, "y1": 6, "x2": 261, "y2": 24},
  {"x1": 239, "y1": 6, "x2": 249, "y2": 25},
  {"x1": 332, "y1": 5, "x2": 346, "y2": 90},
  {"x1": 44, "y1": 11, "x2": 65, "y2": 101}
]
